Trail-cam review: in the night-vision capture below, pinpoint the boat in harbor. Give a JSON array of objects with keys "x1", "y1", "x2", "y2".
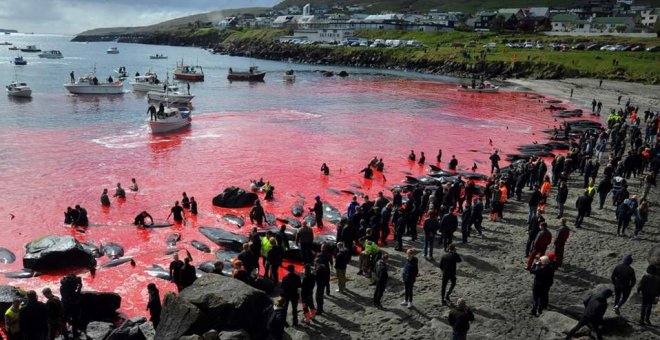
[
  {"x1": 228, "y1": 66, "x2": 266, "y2": 82},
  {"x1": 147, "y1": 90, "x2": 194, "y2": 103},
  {"x1": 149, "y1": 105, "x2": 192, "y2": 133},
  {"x1": 20, "y1": 45, "x2": 41, "y2": 52},
  {"x1": 114, "y1": 67, "x2": 129, "y2": 80},
  {"x1": 129, "y1": 72, "x2": 178, "y2": 92},
  {"x1": 38, "y1": 50, "x2": 63, "y2": 59},
  {"x1": 458, "y1": 81, "x2": 499, "y2": 93},
  {"x1": 6, "y1": 81, "x2": 32, "y2": 97},
  {"x1": 0, "y1": 42, "x2": 11, "y2": 45},
  {"x1": 13, "y1": 56, "x2": 27, "y2": 65},
  {"x1": 106, "y1": 47, "x2": 119, "y2": 54},
  {"x1": 284, "y1": 69, "x2": 295, "y2": 82},
  {"x1": 173, "y1": 60, "x2": 204, "y2": 81},
  {"x1": 150, "y1": 54, "x2": 167, "y2": 60},
  {"x1": 64, "y1": 71, "x2": 124, "y2": 95}
]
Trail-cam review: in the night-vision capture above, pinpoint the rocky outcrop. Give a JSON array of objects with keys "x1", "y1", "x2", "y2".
[
  {"x1": 81, "y1": 291, "x2": 122, "y2": 321},
  {"x1": 212, "y1": 187, "x2": 258, "y2": 208},
  {"x1": 23, "y1": 235, "x2": 96, "y2": 271},
  {"x1": 155, "y1": 293, "x2": 210, "y2": 340},
  {"x1": 86, "y1": 321, "x2": 114, "y2": 340},
  {"x1": 107, "y1": 317, "x2": 154, "y2": 340}
]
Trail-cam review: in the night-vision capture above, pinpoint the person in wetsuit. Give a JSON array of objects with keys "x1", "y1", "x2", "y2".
[
  {"x1": 114, "y1": 183, "x2": 126, "y2": 199},
  {"x1": 158, "y1": 103, "x2": 165, "y2": 117},
  {"x1": 100, "y1": 189, "x2": 111, "y2": 207},
  {"x1": 74, "y1": 205, "x2": 88, "y2": 226},
  {"x1": 147, "y1": 105, "x2": 157, "y2": 121},
  {"x1": 321, "y1": 163, "x2": 330, "y2": 175},
  {"x1": 133, "y1": 211, "x2": 154, "y2": 226},
  {"x1": 129, "y1": 178, "x2": 138, "y2": 191},
  {"x1": 360, "y1": 165, "x2": 374, "y2": 179},
  {"x1": 167, "y1": 201, "x2": 185, "y2": 224},
  {"x1": 311, "y1": 196, "x2": 324, "y2": 228}
]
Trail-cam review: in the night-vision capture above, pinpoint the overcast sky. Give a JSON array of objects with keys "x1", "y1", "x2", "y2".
[{"x1": 0, "y1": 0, "x2": 280, "y2": 34}]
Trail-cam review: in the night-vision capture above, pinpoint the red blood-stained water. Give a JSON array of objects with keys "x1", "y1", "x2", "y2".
[{"x1": 0, "y1": 79, "x2": 592, "y2": 317}]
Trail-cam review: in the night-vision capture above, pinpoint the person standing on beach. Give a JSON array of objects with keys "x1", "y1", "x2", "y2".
[
  {"x1": 448, "y1": 298, "x2": 474, "y2": 340},
  {"x1": 528, "y1": 185, "x2": 542, "y2": 223},
  {"x1": 423, "y1": 211, "x2": 439, "y2": 259},
  {"x1": 146, "y1": 283, "x2": 162, "y2": 328},
  {"x1": 575, "y1": 190, "x2": 590, "y2": 228},
  {"x1": 169, "y1": 253, "x2": 184, "y2": 291},
  {"x1": 597, "y1": 176, "x2": 612, "y2": 209},
  {"x1": 611, "y1": 255, "x2": 636, "y2": 315},
  {"x1": 315, "y1": 258, "x2": 330, "y2": 315},
  {"x1": 18, "y1": 291, "x2": 48, "y2": 340},
  {"x1": 526, "y1": 222, "x2": 551, "y2": 271},
  {"x1": 334, "y1": 242, "x2": 350, "y2": 292},
  {"x1": 440, "y1": 208, "x2": 458, "y2": 252},
  {"x1": 566, "y1": 288, "x2": 612, "y2": 340},
  {"x1": 373, "y1": 253, "x2": 389, "y2": 308},
  {"x1": 592, "y1": 99, "x2": 597, "y2": 113},
  {"x1": 489, "y1": 150, "x2": 500, "y2": 174},
  {"x1": 637, "y1": 265, "x2": 660, "y2": 325},
  {"x1": 570, "y1": 88, "x2": 573, "y2": 98},
  {"x1": 401, "y1": 249, "x2": 418, "y2": 308},
  {"x1": 530, "y1": 255, "x2": 556, "y2": 316},
  {"x1": 556, "y1": 181, "x2": 568, "y2": 219},
  {"x1": 300, "y1": 264, "x2": 317, "y2": 322},
  {"x1": 553, "y1": 219, "x2": 570, "y2": 268},
  {"x1": 280, "y1": 264, "x2": 301, "y2": 326},
  {"x1": 296, "y1": 223, "x2": 314, "y2": 264},
  {"x1": 440, "y1": 244, "x2": 462, "y2": 305}
]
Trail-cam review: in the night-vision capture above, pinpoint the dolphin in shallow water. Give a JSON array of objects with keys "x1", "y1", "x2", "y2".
[
  {"x1": 167, "y1": 233, "x2": 181, "y2": 247},
  {"x1": 80, "y1": 241, "x2": 101, "y2": 258},
  {"x1": 191, "y1": 240, "x2": 211, "y2": 253},
  {"x1": 145, "y1": 264, "x2": 171, "y2": 280},
  {"x1": 0, "y1": 247, "x2": 16, "y2": 264},
  {"x1": 275, "y1": 217, "x2": 302, "y2": 229},
  {"x1": 264, "y1": 213, "x2": 277, "y2": 226},
  {"x1": 322, "y1": 202, "x2": 342, "y2": 225},
  {"x1": 100, "y1": 257, "x2": 134, "y2": 268},
  {"x1": 291, "y1": 202, "x2": 304, "y2": 217},
  {"x1": 223, "y1": 214, "x2": 245, "y2": 227},
  {"x1": 4, "y1": 269, "x2": 41, "y2": 279},
  {"x1": 101, "y1": 242, "x2": 124, "y2": 259},
  {"x1": 199, "y1": 227, "x2": 248, "y2": 251}
]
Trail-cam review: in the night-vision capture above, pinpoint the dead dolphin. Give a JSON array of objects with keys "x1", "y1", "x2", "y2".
[
  {"x1": 163, "y1": 248, "x2": 179, "y2": 255},
  {"x1": 5, "y1": 268, "x2": 41, "y2": 279},
  {"x1": 143, "y1": 222, "x2": 174, "y2": 229},
  {"x1": 0, "y1": 247, "x2": 17, "y2": 264},
  {"x1": 459, "y1": 172, "x2": 489, "y2": 181},
  {"x1": 166, "y1": 233, "x2": 181, "y2": 246},
  {"x1": 322, "y1": 202, "x2": 342, "y2": 225},
  {"x1": 80, "y1": 241, "x2": 101, "y2": 258},
  {"x1": 350, "y1": 183, "x2": 362, "y2": 189},
  {"x1": 215, "y1": 248, "x2": 240, "y2": 262},
  {"x1": 197, "y1": 261, "x2": 216, "y2": 273},
  {"x1": 340, "y1": 189, "x2": 364, "y2": 197},
  {"x1": 191, "y1": 240, "x2": 211, "y2": 253},
  {"x1": 199, "y1": 227, "x2": 248, "y2": 251},
  {"x1": 302, "y1": 214, "x2": 316, "y2": 227},
  {"x1": 101, "y1": 242, "x2": 124, "y2": 259},
  {"x1": 145, "y1": 264, "x2": 170, "y2": 280},
  {"x1": 291, "y1": 202, "x2": 304, "y2": 217},
  {"x1": 100, "y1": 257, "x2": 134, "y2": 268},
  {"x1": 327, "y1": 188, "x2": 341, "y2": 196},
  {"x1": 275, "y1": 217, "x2": 302, "y2": 229},
  {"x1": 223, "y1": 214, "x2": 245, "y2": 227},
  {"x1": 264, "y1": 213, "x2": 277, "y2": 226}
]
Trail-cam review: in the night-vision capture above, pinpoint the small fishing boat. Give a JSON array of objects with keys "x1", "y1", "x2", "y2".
[
  {"x1": 173, "y1": 60, "x2": 204, "y2": 81},
  {"x1": 149, "y1": 105, "x2": 192, "y2": 133},
  {"x1": 228, "y1": 66, "x2": 266, "y2": 82},
  {"x1": 283, "y1": 69, "x2": 295, "y2": 82},
  {"x1": 13, "y1": 56, "x2": 27, "y2": 65},
  {"x1": 458, "y1": 81, "x2": 499, "y2": 93},
  {"x1": 38, "y1": 50, "x2": 63, "y2": 58},
  {"x1": 147, "y1": 91, "x2": 194, "y2": 103},
  {"x1": 64, "y1": 71, "x2": 124, "y2": 95},
  {"x1": 106, "y1": 47, "x2": 119, "y2": 54},
  {"x1": 8, "y1": 46, "x2": 18, "y2": 50},
  {"x1": 114, "y1": 67, "x2": 128, "y2": 80},
  {"x1": 130, "y1": 72, "x2": 178, "y2": 93},
  {"x1": 20, "y1": 45, "x2": 41, "y2": 52},
  {"x1": 6, "y1": 81, "x2": 32, "y2": 97},
  {"x1": 149, "y1": 54, "x2": 167, "y2": 60},
  {"x1": 0, "y1": 42, "x2": 11, "y2": 45}
]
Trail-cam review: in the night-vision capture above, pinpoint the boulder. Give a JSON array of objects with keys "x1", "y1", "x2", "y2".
[
  {"x1": 156, "y1": 293, "x2": 210, "y2": 340},
  {"x1": 202, "y1": 329, "x2": 219, "y2": 340},
  {"x1": 86, "y1": 321, "x2": 114, "y2": 340},
  {"x1": 179, "y1": 274, "x2": 272, "y2": 338},
  {"x1": 139, "y1": 322, "x2": 156, "y2": 340},
  {"x1": 0, "y1": 285, "x2": 26, "y2": 315},
  {"x1": 23, "y1": 235, "x2": 96, "y2": 271},
  {"x1": 219, "y1": 330, "x2": 251, "y2": 340},
  {"x1": 81, "y1": 291, "x2": 122, "y2": 321},
  {"x1": 179, "y1": 336, "x2": 203, "y2": 340},
  {"x1": 538, "y1": 311, "x2": 586, "y2": 337},
  {"x1": 107, "y1": 317, "x2": 147, "y2": 340},
  {"x1": 212, "y1": 187, "x2": 258, "y2": 208},
  {"x1": 285, "y1": 329, "x2": 311, "y2": 340},
  {"x1": 648, "y1": 244, "x2": 660, "y2": 267}
]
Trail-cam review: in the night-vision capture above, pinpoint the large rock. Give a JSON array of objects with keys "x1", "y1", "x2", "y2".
[
  {"x1": 139, "y1": 322, "x2": 156, "y2": 340},
  {"x1": 179, "y1": 336, "x2": 203, "y2": 340},
  {"x1": 212, "y1": 187, "x2": 258, "y2": 208},
  {"x1": 202, "y1": 330, "x2": 219, "y2": 340},
  {"x1": 81, "y1": 291, "x2": 122, "y2": 322},
  {"x1": 538, "y1": 311, "x2": 587, "y2": 337},
  {"x1": 0, "y1": 285, "x2": 26, "y2": 315},
  {"x1": 179, "y1": 274, "x2": 272, "y2": 338},
  {"x1": 107, "y1": 317, "x2": 148, "y2": 340},
  {"x1": 23, "y1": 235, "x2": 96, "y2": 271},
  {"x1": 86, "y1": 321, "x2": 114, "y2": 340},
  {"x1": 156, "y1": 293, "x2": 210, "y2": 340},
  {"x1": 219, "y1": 330, "x2": 250, "y2": 340}
]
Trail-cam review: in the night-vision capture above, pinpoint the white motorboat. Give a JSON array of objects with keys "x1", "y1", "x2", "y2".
[
  {"x1": 114, "y1": 67, "x2": 129, "y2": 80},
  {"x1": 64, "y1": 72, "x2": 124, "y2": 95},
  {"x1": 149, "y1": 54, "x2": 167, "y2": 59},
  {"x1": 6, "y1": 81, "x2": 32, "y2": 97},
  {"x1": 147, "y1": 91, "x2": 194, "y2": 103},
  {"x1": 38, "y1": 50, "x2": 63, "y2": 58},
  {"x1": 129, "y1": 73, "x2": 178, "y2": 92},
  {"x1": 20, "y1": 45, "x2": 41, "y2": 52},
  {"x1": 106, "y1": 47, "x2": 119, "y2": 54},
  {"x1": 457, "y1": 81, "x2": 500, "y2": 93},
  {"x1": 149, "y1": 106, "x2": 192, "y2": 133}
]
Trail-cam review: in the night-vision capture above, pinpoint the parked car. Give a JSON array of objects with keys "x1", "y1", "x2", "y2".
[
  {"x1": 630, "y1": 45, "x2": 645, "y2": 51},
  {"x1": 572, "y1": 43, "x2": 586, "y2": 50},
  {"x1": 646, "y1": 46, "x2": 660, "y2": 52},
  {"x1": 586, "y1": 44, "x2": 601, "y2": 50},
  {"x1": 523, "y1": 41, "x2": 534, "y2": 48},
  {"x1": 536, "y1": 43, "x2": 544, "y2": 49},
  {"x1": 483, "y1": 42, "x2": 497, "y2": 48}
]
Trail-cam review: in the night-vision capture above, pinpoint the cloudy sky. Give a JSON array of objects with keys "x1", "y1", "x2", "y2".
[{"x1": 0, "y1": 0, "x2": 280, "y2": 34}]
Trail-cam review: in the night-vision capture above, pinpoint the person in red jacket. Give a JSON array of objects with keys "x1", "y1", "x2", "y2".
[
  {"x1": 553, "y1": 219, "x2": 570, "y2": 268},
  {"x1": 526, "y1": 222, "x2": 552, "y2": 270}
]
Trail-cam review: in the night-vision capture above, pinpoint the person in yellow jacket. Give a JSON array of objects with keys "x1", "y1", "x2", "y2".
[
  {"x1": 261, "y1": 231, "x2": 276, "y2": 276},
  {"x1": 4, "y1": 298, "x2": 22, "y2": 340}
]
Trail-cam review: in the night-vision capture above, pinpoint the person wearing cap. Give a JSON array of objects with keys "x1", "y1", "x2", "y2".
[
  {"x1": 637, "y1": 265, "x2": 660, "y2": 325},
  {"x1": 530, "y1": 256, "x2": 555, "y2": 316},
  {"x1": 566, "y1": 288, "x2": 613, "y2": 340},
  {"x1": 280, "y1": 265, "x2": 301, "y2": 326},
  {"x1": 448, "y1": 298, "x2": 474, "y2": 340},
  {"x1": 611, "y1": 255, "x2": 636, "y2": 315},
  {"x1": 440, "y1": 244, "x2": 462, "y2": 305},
  {"x1": 553, "y1": 218, "x2": 570, "y2": 268},
  {"x1": 310, "y1": 196, "x2": 324, "y2": 228}
]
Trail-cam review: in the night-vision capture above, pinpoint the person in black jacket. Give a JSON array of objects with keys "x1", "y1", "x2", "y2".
[
  {"x1": 401, "y1": 249, "x2": 418, "y2": 308},
  {"x1": 180, "y1": 257, "x2": 197, "y2": 289},
  {"x1": 310, "y1": 196, "x2": 324, "y2": 228},
  {"x1": 461, "y1": 203, "x2": 473, "y2": 244},
  {"x1": 448, "y1": 298, "x2": 474, "y2": 340},
  {"x1": 637, "y1": 265, "x2": 660, "y2": 325},
  {"x1": 373, "y1": 253, "x2": 389, "y2": 308},
  {"x1": 280, "y1": 265, "x2": 301, "y2": 326},
  {"x1": 575, "y1": 190, "x2": 591, "y2": 228},
  {"x1": 423, "y1": 211, "x2": 439, "y2": 259},
  {"x1": 60, "y1": 274, "x2": 82, "y2": 338},
  {"x1": 19, "y1": 291, "x2": 48, "y2": 340},
  {"x1": 334, "y1": 242, "x2": 350, "y2": 292},
  {"x1": 472, "y1": 197, "x2": 484, "y2": 236},
  {"x1": 249, "y1": 200, "x2": 265, "y2": 227},
  {"x1": 394, "y1": 208, "x2": 406, "y2": 251},
  {"x1": 528, "y1": 185, "x2": 542, "y2": 223},
  {"x1": 300, "y1": 264, "x2": 317, "y2": 322},
  {"x1": 146, "y1": 283, "x2": 162, "y2": 328},
  {"x1": 267, "y1": 298, "x2": 288, "y2": 340},
  {"x1": 611, "y1": 255, "x2": 636, "y2": 315},
  {"x1": 42, "y1": 287, "x2": 65, "y2": 340},
  {"x1": 556, "y1": 181, "x2": 569, "y2": 218},
  {"x1": 530, "y1": 256, "x2": 556, "y2": 316},
  {"x1": 440, "y1": 209, "x2": 458, "y2": 252},
  {"x1": 440, "y1": 244, "x2": 462, "y2": 305},
  {"x1": 315, "y1": 259, "x2": 330, "y2": 315},
  {"x1": 566, "y1": 288, "x2": 613, "y2": 340},
  {"x1": 266, "y1": 238, "x2": 284, "y2": 284}
]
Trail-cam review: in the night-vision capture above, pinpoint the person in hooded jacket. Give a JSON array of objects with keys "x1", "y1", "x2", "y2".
[
  {"x1": 637, "y1": 265, "x2": 660, "y2": 325},
  {"x1": 575, "y1": 190, "x2": 591, "y2": 229},
  {"x1": 616, "y1": 197, "x2": 636, "y2": 236},
  {"x1": 530, "y1": 255, "x2": 556, "y2": 316},
  {"x1": 448, "y1": 298, "x2": 474, "y2": 340},
  {"x1": 611, "y1": 255, "x2": 636, "y2": 315},
  {"x1": 401, "y1": 249, "x2": 419, "y2": 308},
  {"x1": 267, "y1": 298, "x2": 288, "y2": 340},
  {"x1": 566, "y1": 288, "x2": 613, "y2": 340}
]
